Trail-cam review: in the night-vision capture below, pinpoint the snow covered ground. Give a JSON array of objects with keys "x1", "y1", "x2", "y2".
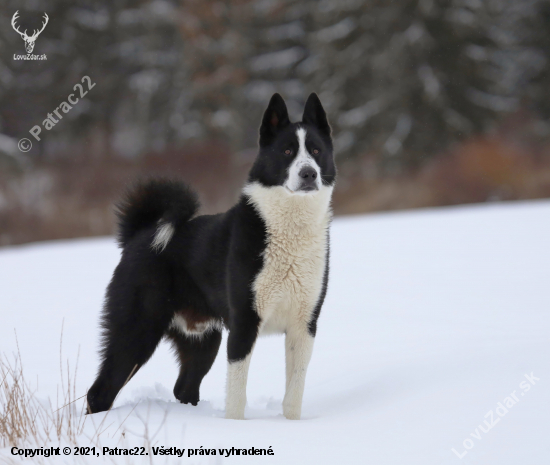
[{"x1": 1, "y1": 200, "x2": 549, "y2": 464}]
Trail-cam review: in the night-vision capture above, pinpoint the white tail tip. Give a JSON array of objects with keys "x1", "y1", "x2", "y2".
[{"x1": 151, "y1": 222, "x2": 175, "y2": 253}]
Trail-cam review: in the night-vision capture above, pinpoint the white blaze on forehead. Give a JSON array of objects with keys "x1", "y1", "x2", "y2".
[
  {"x1": 284, "y1": 127, "x2": 321, "y2": 193},
  {"x1": 296, "y1": 127, "x2": 308, "y2": 157}
]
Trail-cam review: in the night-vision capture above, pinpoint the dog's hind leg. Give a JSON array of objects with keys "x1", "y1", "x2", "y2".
[
  {"x1": 167, "y1": 327, "x2": 222, "y2": 406},
  {"x1": 87, "y1": 276, "x2": 173, "y2": 414}
]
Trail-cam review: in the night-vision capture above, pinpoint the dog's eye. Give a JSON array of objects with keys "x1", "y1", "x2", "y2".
[
  {"x1": 313, "y1": 149, "x2": 319, "y2": 155},
  {"x1": 284, "y1": 149, "x2": 292, "y2": 155}
]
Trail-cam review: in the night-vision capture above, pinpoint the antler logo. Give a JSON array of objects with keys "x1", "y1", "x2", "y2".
[{"x1": 11, "y1": 10, "x2": 49, "y2": 54}]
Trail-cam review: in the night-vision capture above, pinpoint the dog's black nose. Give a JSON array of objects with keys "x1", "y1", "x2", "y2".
[
  {"x1": 299, "y1": 166, "x2": 317, "y2": 180},
  {"x1": 297, "y1": 166, "x2": 318, "y2": 191}
]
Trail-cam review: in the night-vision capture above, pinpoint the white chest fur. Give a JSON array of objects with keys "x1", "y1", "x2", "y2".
[{"x1": 243, "y1": 183, "x2": 333, "y2": 334}]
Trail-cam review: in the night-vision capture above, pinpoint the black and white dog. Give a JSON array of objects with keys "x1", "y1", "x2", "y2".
[{"x1": 87, "y1": 93, "x2": 336, "y2": 420}]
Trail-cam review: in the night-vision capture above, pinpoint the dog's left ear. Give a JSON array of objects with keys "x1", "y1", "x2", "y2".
[{"x1": 302, "y1": 93, "x2": 331, "y2": 137}]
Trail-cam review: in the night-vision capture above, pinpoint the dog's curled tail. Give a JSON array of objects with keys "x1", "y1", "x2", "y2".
[{"x1": 115, "y1": 178, "x2": 199, "y2": 252}]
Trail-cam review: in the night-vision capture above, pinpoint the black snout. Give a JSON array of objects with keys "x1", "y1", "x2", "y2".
[
  {"x1": 299, "y1": 166, "x2": 317, "y2": 181},
  {"x1": 298, "y1": 166, "x2": 318, "y2": 191}
]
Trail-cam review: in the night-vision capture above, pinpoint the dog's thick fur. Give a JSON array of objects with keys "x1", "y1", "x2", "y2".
[{"x1": 87, "y1": 93, "x2": 336, "y2": 420}]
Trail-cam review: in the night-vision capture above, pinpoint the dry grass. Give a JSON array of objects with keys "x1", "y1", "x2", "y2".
[
  {"x1": 0, "y1": 331, "x2": 175, "y2": 465},
  {"x1": 0, "y1": 332, "x2": 87, "y2": 448}
]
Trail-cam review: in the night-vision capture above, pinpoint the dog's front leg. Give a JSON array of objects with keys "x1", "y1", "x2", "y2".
[
  {"x1": 225, "y1": 318, "x2": 260, "y2": 419},
  {"x1": 225, "y1": 348, "x2": 255, "y2": 419},
  {"x1": 283, "y1": 327, "x2": 315, "y2": 420}
]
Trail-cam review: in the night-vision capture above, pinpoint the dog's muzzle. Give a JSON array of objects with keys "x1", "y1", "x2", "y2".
[{"x1": 297, "y1": 166, "x2": 319, "y2": 192}]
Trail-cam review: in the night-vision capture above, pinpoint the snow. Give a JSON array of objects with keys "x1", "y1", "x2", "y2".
[{"x1": 1, "y1": 200, "x2": 549, "y2": 463}]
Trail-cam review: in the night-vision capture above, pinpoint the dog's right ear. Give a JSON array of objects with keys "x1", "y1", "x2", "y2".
[{"x1": 260, "y1": 93, "x2": 290, "y2": 146}]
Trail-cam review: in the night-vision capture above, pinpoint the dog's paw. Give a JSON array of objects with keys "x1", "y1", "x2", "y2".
[
  {"x1": 283, "y1": 410, "x2": 301, "y2": 420},
  {"x1": 282, "y1": 401, "x2": 301, "y2": 420},
  {"x1": 225, "y1": 410, "x2": 245, "y2": 420},
  {"x1": 86, "y1": 381, "x2": 116, "y2": 414},
  {"x1": 174, "y1": 389, "x2": 200, "y2": 406},
  {"x1": 177, "y1": 396, "x2": 199, "y2": 406}
]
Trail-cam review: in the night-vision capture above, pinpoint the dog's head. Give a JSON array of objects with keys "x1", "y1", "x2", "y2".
[{"x1": 249, "y1": 93, "x2": 336, "y2": 193}]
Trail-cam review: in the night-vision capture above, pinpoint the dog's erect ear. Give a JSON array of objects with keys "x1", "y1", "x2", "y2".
[
  {"x1": 302, "y1": 93, "x2": 331, "y2": 136},
  {"x1": 260, "y1": 93, "x2": 290, "y2": 145}
]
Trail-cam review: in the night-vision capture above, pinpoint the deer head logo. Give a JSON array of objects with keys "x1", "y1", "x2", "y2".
[{"x1": 11, "y1": 11, "x2": 49, "y2": 54}]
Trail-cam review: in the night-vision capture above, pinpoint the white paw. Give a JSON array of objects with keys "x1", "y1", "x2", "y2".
[
  {"x1": 225, "y1": 408, "x2": 245, "y2": 420},
  {"x1": 283, "y1": 402, "x2": 301, "y2": 420}
]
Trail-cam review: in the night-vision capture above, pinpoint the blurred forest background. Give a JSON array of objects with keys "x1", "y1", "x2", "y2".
[{"x1": 1, "y1": 0, "x2": 550, "y2": 246}]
